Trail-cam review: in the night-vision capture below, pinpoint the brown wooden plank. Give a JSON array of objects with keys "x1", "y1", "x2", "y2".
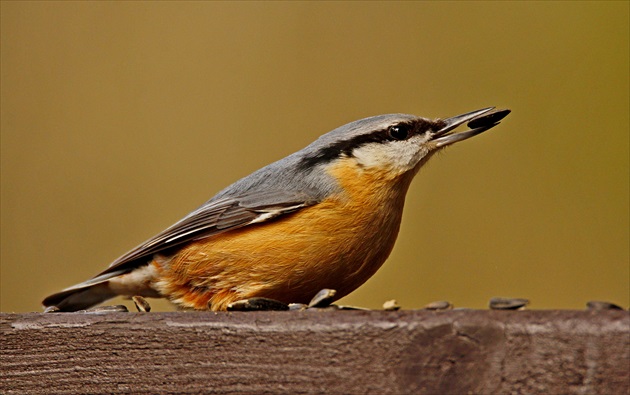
[{"x1": 1, "y1": 310, "x2": 628, "y2": 394}]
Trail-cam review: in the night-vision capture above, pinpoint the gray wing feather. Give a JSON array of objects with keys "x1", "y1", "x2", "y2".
[{"x1": 99, "y1": 190, "x2": 319, "y2": 276}]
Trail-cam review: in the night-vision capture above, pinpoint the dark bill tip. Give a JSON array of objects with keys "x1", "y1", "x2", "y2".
[
  {"x1": 432, "y1": 107, "x2": 510, "y2": 148},
  {"x1": 467, "y1": 108, "x2": 511, "y2": 129}
]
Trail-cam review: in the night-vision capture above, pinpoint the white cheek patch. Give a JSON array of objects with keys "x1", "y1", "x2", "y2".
[{"x1": 351, "y1": 135, "x2": 430, "y2": 174}]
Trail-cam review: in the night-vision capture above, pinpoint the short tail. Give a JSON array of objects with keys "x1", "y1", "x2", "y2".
[{"x1": 42, "y1": 270, "x2": 127, "y2": 312}]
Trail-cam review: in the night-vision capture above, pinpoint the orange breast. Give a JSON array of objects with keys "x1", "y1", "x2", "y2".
[{"x1": 153, "y1": 158, "x2": 416, "y2": 310}]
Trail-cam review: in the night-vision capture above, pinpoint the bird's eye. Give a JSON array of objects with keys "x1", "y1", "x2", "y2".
[{"x1": 387, "y1": 125, "x2": 410, "y2": 140}]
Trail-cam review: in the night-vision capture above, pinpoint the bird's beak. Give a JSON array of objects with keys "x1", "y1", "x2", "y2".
[{"x1": 432, "y1": 107, "x2": 510, "y2": 148}]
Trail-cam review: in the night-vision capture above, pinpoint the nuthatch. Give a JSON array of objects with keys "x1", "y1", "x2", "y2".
[{"x1": 43, "y1": 107, "x2": 510, "y2": 311}]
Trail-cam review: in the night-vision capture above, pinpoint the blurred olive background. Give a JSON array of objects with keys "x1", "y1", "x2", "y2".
[{"x1": 1, "y1": 2, "x2": 628, "y2": 313}]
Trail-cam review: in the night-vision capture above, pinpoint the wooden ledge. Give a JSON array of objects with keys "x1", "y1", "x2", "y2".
[{"x1": 2, "y1": 310, "x2": 628, "y2": 394}]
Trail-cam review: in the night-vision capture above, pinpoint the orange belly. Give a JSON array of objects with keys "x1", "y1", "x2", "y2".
[{"x1": 152, "y1": 158, "x2": 416, "y2": 310}]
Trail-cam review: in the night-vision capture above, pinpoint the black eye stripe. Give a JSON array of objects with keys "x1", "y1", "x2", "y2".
[{"x1": 297, "y1": 119, "x2": 432, "y2": 170}]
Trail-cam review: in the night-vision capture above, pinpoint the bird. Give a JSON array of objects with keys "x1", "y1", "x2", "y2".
[{"x1": 42, "y1": 107, "x2": 510, "y2": 312}]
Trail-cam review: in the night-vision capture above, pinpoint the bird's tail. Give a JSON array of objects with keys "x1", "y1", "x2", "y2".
[{"x1": 42, "y1": 270, "x2": 127, "y2": 312}]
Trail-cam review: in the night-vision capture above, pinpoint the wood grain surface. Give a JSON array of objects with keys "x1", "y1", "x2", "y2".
[{"x1": 1, "y1": 310, "x2": 628, "y2": 394}]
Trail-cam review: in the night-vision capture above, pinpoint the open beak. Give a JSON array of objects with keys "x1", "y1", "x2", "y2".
[{"x1": 432, "y1": 107, "x2": 511, "y2": 148}]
